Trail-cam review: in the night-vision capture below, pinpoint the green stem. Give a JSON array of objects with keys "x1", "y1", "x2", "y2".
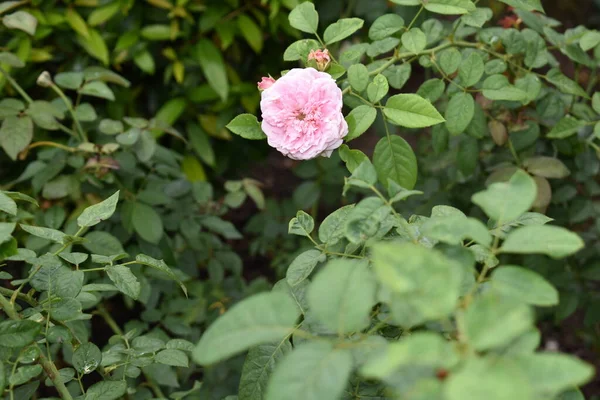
[
  {"x1": 39, "y1": 350, "x2": 74, "y2": 400},
  {"x1": 507, "y1": 138, "x2": 521, "y2": 167},
  {"x1": 0, "y1": 65, "x2": 33, "y2": 103},
  {"x1": 49, "y1": 84, "x2": 88, "y2": 142},
  {"x1": 0, "y1": 293, "x2": 19, "y2": 320},
  {"x1": 406, "y1": 5, "x2": 424, "y2": 31}
]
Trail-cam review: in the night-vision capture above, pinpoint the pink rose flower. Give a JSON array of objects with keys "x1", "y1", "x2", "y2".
[
  {"x1": 308, "y1": 49, "x2": 331, "y2": 71},
  {"x1": 257, "y1": 76, "x2": 275, "y2": 91},
  {"x1": 260, "y1": 68, "x2": 348, "y2": 160}
]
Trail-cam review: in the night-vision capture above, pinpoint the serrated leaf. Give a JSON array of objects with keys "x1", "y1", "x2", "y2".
[
  {"x1": 288, "y1": 2, "x2": 318, "y2": 34},
  {"x1": 324, "y1": 18, "x2": 364, "y2": 44},
  {"x1": 265, "y1": 342, "x2": 352, "y2": 400},
  {"x1": 383, "y1": 94, "x2": 445, "y2": 128},
  {"x1": 227, "y1": 114, "x2": 267, "y2": 140},
  {"x1": 193, "y1": 292, "x2": 300, "y2": 365},
  {"x1": 345, "y1": 105, "x2": 377, "y2": 141},
  {"x1": 373, "y1": 135, "x2": 417, "y2": 189},
  {"x1": 500, "y1": 225, "x2": 584, "y2": 258},
  {"x1": 77, "y1": 191, "x2": 119, "y2": 228}
]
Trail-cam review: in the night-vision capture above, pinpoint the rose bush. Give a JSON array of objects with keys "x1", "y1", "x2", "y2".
[{"x1": 1, "y1": 0, "x2": 600, "y2": 399}]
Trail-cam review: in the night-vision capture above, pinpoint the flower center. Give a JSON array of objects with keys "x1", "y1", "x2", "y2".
[{"x1": 296, "y1": 112, "x2": 306, "y2": 121}]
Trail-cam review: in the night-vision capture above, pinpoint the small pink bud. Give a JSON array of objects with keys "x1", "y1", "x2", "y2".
[
  {"x1": 308, "y1": 49, "x2": 331, "y2": 71},
  {"x1": 258, "y1": 76, "x2": 276, "y2": 91}
]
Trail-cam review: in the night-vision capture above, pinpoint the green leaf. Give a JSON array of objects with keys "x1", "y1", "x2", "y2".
[
  {"x1": 424, "y1": 0, "x2": 476, "y2": 14},
  {"x1": 226, "y1": 114, "x2": 267, "y2": 140},
  {"x1": 85, "y1": 381, "x2": 127, "y2": 400},
  {"x1": 307, "y1": 259, "x2": 376, "y2": 334},
  {"x1": 491, "y1": 265, "x2": 558, "y2": 306},
  {"x1": 497, "y1": 0, "x2": 544, "y2": 12},
  {"x1": 371, "y1": 242, "x2": 463, "y2": 324},
  {"x1": 286, "y1": 250, "x2": 325, "y2": 287},
  {"x1": 77, "y1": 191, "x2": 119, "y2": 228},
  {"x1": 72, "y1": 343, "x2": 102, "y2": 375},
  {"x1": 439, "y1": 48, "x2": 462, "y2": 74},
  {"x1": 383, "y1": 94, "x2": 445, "y2": 128},
  {"x1": 0, "y1": 222, "x2": 15, "y2": 244},
  {"x1": 105, "y1": 265, "x2": 140, "y2": 299},
  {"x1": 88, "y1": 2, "x2": 120, "y2": 26},
  {"x1": 99, "y1": 119, "x2": 124, "y2": 135},
  {"x1": 288, "y1": 2, "x2": 318, "y2": 34},
  {"x1": 345, "y1": 105, "x2": 377, "y2": 141},
  {"x1": 345, "y1": 160, "x2": 378, "y2": 192},
  {"x1": 546, "y1": 68, "x2": 587, "y2": 98},
  {"x1": 20, "y1": 224, "x2": 66, "y2": 243},
  {"x1": 523, "y1": 156, "x2": 570, "y2": 178},
  {"x1": 55, "y1": 269, "x2": 84, "y2": 299},
  {"x1": 0, "y1": 52, "x2": 25, "y2": 68},
  {"x1": 140, "y1": 24, "x2": 171, "y2": 41},
  {"x1": 77, "y1": 29, "x2": 109, "y2": 65},
  {"x1": 461, "y1": 7, "x2": 493, "y2": 27},
  {"x1": 0, "y1": 320, "x2": 41, "y2": 347},
  {"x1": 318, "y1": 205, "x2": 354, "y2": 246},
  {"x1": 459, "y1": 52, "x2": 484, "y2": 87},
  {"x1": 383, "y1": 63, "x2": 411, "y2": 89},
  {"x1": 239, "y1": 340, "x2": 292, "y2": 400},
  {"x1": 472, "y1": 170, "x2": 537, "y2": 223},
  {"x1": 195, "y1": 39, "x2": 229, "y2": 101},
  {"x1": 446, "y1": 357, "x2": 534, "y2": 400},
  {"x1": 0, "y1": 192, "x2": 17, "y2": 216},
  {"x1": 367, "y1": 37, "x2": 401, "y2": 57},
  {"x1": 193, "y1": 292, "x2": 300, "y2": 365},
  {"x1": 417, "y1": 78, "x2": 445, "y2": 102},
  {"x1": 265, "y1": 342, "x2": 352, "y2": 400},
  {"x1": 373, "y1": 135, "x2": 418, "y2": 190},
  {"x1": 546, "y1": 115, "x2": 584, "y2": 139},
  {"x1": 155, "y1": 349, "x2": 189, "y2": 367},
  {"x1": 53, "y1": 72, "x2": 83, "y2": 90},
  {"x1": 514, "y1": 354, "x2": 594, "y2": 397},
  {"x1": 500, "y1": 225, "x2": 584, "y2": 258},
  {"x1": 135, "y1": 254, "x2": 187, "y2": 296},
  {"x1": 482, "y1": 74, "x2": 529, "y2": 102},
  {"x1": 580, "y1": 30, "x2": 600, "y2": 51},
  {"x1": 369, "y1": 14, "x2": 404, "y2": 41},
  {"x1": 83, "y1": 231, "x2": 125, "y2": 256},
  {"x1": 237, "y1": 15, "x2": 263, "y2": 53},
  {"x1": 283, "y1": 39, "x2": 321, "y2": 61},
  {"x1": 421, "y1": 215, "x2": 492, "y2": 247},
  {"x1": 2, "y1": 11, "x2": 37, "y2": 35},
  {"x1": 79, "y1": 81, "x2": 115, "y2": 101},
  {"x1": 465, "y1": 292, "x2": 534, "y2": 351},
  {"x1": 9, "y1": 365, "x2": 42, "y2": 386},
  {"x1": 401, "y1": 28, "x2": 426, "y2": 53},
  {"x1": 0, "y1": 115, "x2": 33, "y2": 160},
  {"x1": 347, "y1": 64, "x2": 369, "y2": 92},
  {"x1": 66, "y1": 8, "x2": 89, "y2": 38},
  {"x1": 367, "y1": 74, "x2": 389, "y2": 103},
  {"x1": 445, "y1": 92, "x2": 475, "y2": 135},
  {"x1": 288, "y1": 211, "x2": 314, "y2": 237},
  {"x1": 361, "y1": 332, "x2": 457, "y2": 380},
  {"x1": 338, "y1": 145, "x2": 368, "y2": 173},
  {"x1": 132, "y1": 202, "x2": 163, "y2": 244},
  {"x1": 592, "y1": 92, "x2": 600, "y2": 114},
  {"x1": 324, "y1": 18, "x2": 364, "y2": 44}
]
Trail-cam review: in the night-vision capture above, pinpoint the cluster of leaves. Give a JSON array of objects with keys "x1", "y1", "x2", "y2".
[
  {"x1": 1, "y1": 0, "x2": 600, "y2": 399},
  {"x1": 0, "y1": 1, "x2": 309, "y2": 399},
  {"x1": 219, "y1": 0, "x2": 599, "y2": 399}
]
